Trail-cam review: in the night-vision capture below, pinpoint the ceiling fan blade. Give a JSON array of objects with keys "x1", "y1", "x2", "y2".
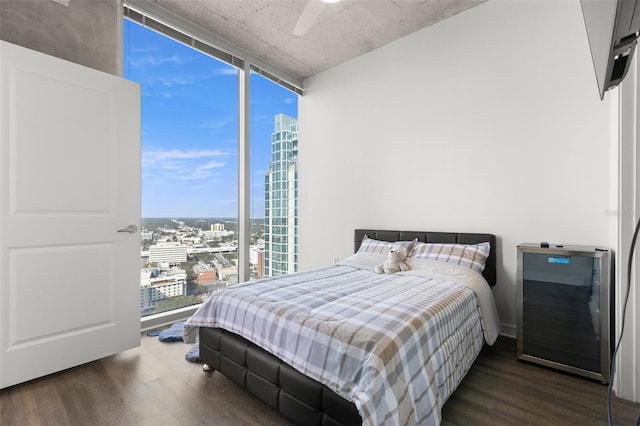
[{"x1": 293, "y1": 1, "x2": 326, "y2": 36}]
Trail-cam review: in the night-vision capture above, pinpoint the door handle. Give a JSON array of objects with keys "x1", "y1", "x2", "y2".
[{"x1": 117, "y1": 224, "x2": 138, "y2": 233}]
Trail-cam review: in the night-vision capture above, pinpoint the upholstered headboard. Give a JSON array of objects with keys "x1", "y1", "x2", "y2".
[{"x1": 354, "y1": 229, "x2": 498, "y2": 287}]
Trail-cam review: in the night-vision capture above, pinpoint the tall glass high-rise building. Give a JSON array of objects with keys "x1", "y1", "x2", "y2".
[{"x1": 264, "y1": 113, "x2": 298, "y2": 276}]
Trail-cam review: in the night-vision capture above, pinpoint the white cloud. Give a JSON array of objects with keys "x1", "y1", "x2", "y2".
[
  {"x1": 142, "y1": 149, "x2": 233, "y2": 184},
  {"x1": 127, "y1": 54, "x2": 186, "y2": 69},
  {"x1": 214, "y1": 67, "x2": 238, "y2": 76},
  {"x1": 197, "y1": 160, "x2": 226, "y2": 171},
  {"x1": 200, "y1": 117, "x2": 233, "y2": 131},
  {"x1": 158, "y1": 75, "x2": 191, "y2": 87},
  {"x1": 144, "y1": 148, "x2": 229, "y2": 164}
]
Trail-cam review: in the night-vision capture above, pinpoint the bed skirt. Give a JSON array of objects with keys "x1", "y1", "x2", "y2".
[{"x1": 199, "y1": 327, "x2": 362, "y2": 426}]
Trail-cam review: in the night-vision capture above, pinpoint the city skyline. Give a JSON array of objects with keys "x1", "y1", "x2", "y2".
[{"x1": 123, "y1": 19, "x2": 298, "y2": 218}]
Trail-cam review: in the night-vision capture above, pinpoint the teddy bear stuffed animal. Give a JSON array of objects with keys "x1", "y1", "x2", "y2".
[{"x1": 375, "y1": 246, "x2": 410, "y2": 274}]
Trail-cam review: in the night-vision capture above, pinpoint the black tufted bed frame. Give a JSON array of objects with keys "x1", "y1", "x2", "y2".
[{"x1": 198, "y1": 229, "x2": 497, "y2": 425}]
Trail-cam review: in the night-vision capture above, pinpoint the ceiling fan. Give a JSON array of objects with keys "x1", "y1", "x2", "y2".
[{"x1": 293, "y1": 0, "x2": 399, "y2": 36}]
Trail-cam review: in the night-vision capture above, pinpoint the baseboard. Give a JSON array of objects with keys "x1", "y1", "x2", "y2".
[{"x1": 500, "y1": 323, "x2": 516, "y2": 339}]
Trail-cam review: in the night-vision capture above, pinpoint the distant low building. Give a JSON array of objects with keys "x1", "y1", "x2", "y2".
[
  {"x1": 203, "y1": 229, "x2": 235, "y2": 240},
  {"x1": 140, "y1": 267, "x2": 187, "y2": 313},
  {"x1": 250, "y1": 247, "x2": 265, "y2": 279},
  {"x1": 149, "y1": 242, "x2": 187, "y2": 265},
  {"x1": 217, "y1": 265, "x2": 238, "y2": 285},
  {"x1": 193, "y1": 262, "x2": 217, "y2": 286}
]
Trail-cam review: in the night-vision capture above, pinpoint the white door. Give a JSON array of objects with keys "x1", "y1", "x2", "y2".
[{"x1": 0, "y1": 41, "x2": 141, "y2": 388}]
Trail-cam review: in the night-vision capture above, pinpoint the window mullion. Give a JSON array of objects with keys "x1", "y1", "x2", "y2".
[{"x1": 238, "y1": 62, "x2": 251, "y2": 283}]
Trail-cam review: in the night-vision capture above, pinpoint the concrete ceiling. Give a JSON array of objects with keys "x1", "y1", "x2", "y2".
[{"x1": 154, "y1": 0, "x2": 486, "y2": 82}]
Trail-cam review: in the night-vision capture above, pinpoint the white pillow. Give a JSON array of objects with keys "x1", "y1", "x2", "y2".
[
  {"x1": 357, "y1": 235, "x2": 418, "y2": 255},
  {"x1": 410, "y1": 241, "x2": 490, "y2": 273}
]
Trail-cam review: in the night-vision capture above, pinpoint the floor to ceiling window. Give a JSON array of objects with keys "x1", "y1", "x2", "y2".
[{"x1": 123, "y1": 6, "x2": 299, "y2": 319}]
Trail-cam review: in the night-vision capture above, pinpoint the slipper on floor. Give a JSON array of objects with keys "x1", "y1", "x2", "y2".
[
  {"x1": 185, "y1": 343, "x2": 201, "y2": 363},
  {"x1": 158, "y1": 322, "x2": 185, "y2": 342}
]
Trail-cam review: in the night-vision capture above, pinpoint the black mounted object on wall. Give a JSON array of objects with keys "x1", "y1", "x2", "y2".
[{"x1": 581, "y1": 0, "x2": 640, "y2": 99}]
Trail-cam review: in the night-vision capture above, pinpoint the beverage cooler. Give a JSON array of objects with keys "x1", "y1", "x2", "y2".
[{"x1": 516, "y1": 243, "x2": 612, "y2": 383}]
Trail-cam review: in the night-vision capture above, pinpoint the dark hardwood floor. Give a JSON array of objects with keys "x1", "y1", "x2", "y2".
[
  {"x1": 1, "y1": 334, "x2": 638, "y2": 425},
  {"x1": 441, "y1": 338, "x2": 639, "y2": 426}
]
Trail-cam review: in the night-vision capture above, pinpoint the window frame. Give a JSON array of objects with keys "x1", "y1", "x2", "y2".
[{"x1": 124, "y1": 1, "x2": 302, "y2": 331}]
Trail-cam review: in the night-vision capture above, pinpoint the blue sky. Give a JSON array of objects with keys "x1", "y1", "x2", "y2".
[{"x1": 123, "y1": 19, "x2": 298, "y2": 218}]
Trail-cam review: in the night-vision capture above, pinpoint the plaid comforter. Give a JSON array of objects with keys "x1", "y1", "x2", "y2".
[{"x1": 183, "y1": 253, "x2": 500, "y2": 426}]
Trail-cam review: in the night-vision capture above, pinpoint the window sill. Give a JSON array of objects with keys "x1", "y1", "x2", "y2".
[{"x1": 140, "y1": 304, "x2": 201, "y2": 332}]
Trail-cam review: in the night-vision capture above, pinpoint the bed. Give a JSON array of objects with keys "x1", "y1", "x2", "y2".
[{"x1": 183, "y1": 229, "x2": 500, "y2": 426}]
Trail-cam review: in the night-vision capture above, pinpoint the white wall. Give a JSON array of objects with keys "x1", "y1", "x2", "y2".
[{"x1": 299, "y1": 1, "x2": 615, "y2": 339}]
